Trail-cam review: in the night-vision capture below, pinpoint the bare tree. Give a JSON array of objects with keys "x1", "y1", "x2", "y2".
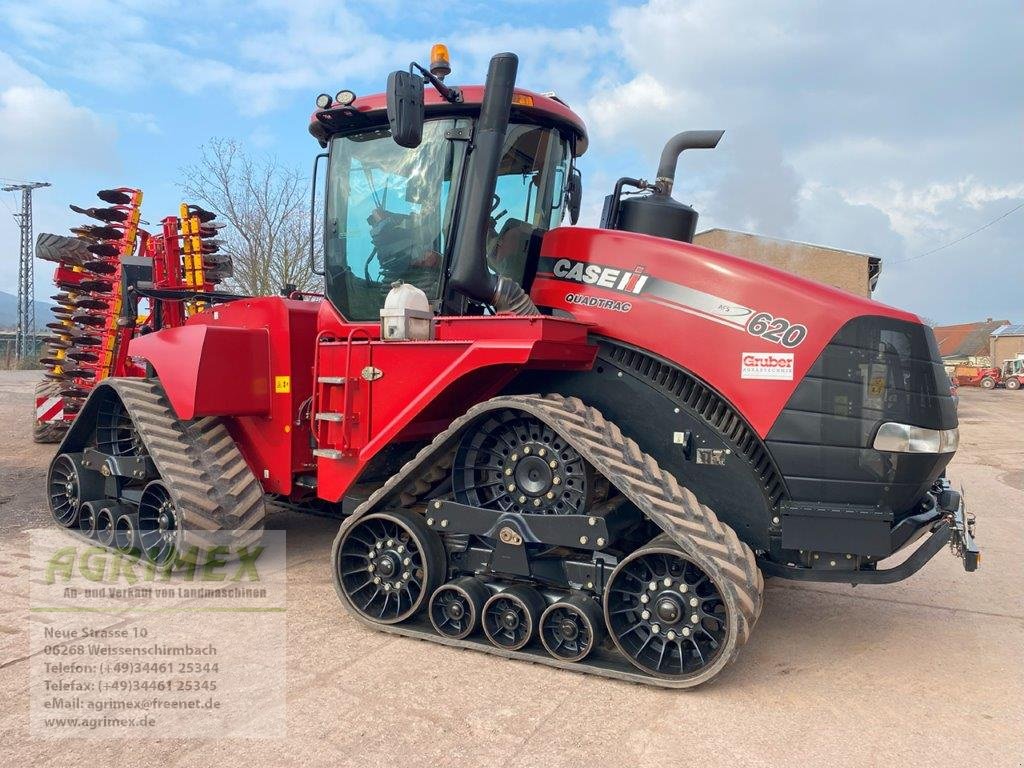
[{"x1": 180, "y1": 138, "x2": 321, "y2": 295}]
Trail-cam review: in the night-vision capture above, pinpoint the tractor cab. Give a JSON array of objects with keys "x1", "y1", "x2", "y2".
[{"x1": 309, "y1": 51, "x2": 586, "y2": 322}]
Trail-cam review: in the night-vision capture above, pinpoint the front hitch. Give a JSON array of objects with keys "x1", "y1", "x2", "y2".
[{"x1": 939, "y1": 485, "x2": 980, "y2": 572}]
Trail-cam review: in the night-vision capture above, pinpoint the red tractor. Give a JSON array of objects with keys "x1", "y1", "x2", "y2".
[{"x1": 46, "y1": 49, "x2": 978, "y2": 688}]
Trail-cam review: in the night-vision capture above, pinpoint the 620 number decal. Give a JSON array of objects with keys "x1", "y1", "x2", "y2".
[{"x1": 746, "y1": 312, "x2": 807, "y2": 348}]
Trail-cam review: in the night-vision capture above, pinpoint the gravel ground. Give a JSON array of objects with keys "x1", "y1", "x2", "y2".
[{"x1": 1, "y1": 370, "x2": 1021, "y2": 767}]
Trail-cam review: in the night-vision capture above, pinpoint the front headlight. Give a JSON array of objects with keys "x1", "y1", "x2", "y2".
[{"x1": 873, "y1": 423, "x2": 959, "y2": 453}]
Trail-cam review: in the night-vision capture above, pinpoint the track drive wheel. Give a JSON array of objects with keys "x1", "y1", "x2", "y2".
[
  {"x1": 482, "y1": 585, "x2": 545, "y2": 651},
  {"x1": 539, "y1": 595, "x2": 605, "y2": 662},
  {"x1": 335, "y1": 509, "x2": 446, "y2": 625},
  {"x1": 429, "y1": 577, "x2": 489, "y2": 639},
  {"x1": 604, "y1": 536, "x2": 738, "y2": 685}
]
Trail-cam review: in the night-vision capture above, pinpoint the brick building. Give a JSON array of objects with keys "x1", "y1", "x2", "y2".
[
  {"x1": 693, "y1": 228, "x2": 881, "y2": 297},
  {"x1": 991, "y1": 324, "x2": 1024, "y2": 365}
]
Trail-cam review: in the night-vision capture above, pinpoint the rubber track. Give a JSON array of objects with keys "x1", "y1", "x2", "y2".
[
  {"x1": 104, "y1": 378, "x2": 266, "y2": 550},
  {"x1": 33, "y1": 379, "x2": 68, "y2": 444},
  {"x1": 335, "y1": 393, "x2": 763, "y2": 688}
]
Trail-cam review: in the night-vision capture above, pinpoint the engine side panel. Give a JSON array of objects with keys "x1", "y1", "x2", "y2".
[
  {"x1": 530, "y1": 227, "x2": 919, "y2": 438},
  {"x1": 506, "y1": 339, "x2": 785, "y2": 550}
]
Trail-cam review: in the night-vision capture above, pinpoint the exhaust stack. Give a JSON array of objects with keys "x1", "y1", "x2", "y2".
[
  {"x1": 654, "y1": 130, "x2": 724, "y2": 197},
  {"x1": 606, "y1": 129, "x2": 724, "y2": 244}
]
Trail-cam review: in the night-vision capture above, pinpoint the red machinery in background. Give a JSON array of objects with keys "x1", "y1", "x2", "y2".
[{"x1": 33, "y1": 195, "x2": 231, "y2": 441}]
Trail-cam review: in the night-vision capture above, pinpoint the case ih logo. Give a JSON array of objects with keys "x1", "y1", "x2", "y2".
[
  {"x1": 552, "y1": 258, "x2": 649, "y2": 294},
  {"x1": 741, "y1": 352, "x2": 794, "y2": 380}
]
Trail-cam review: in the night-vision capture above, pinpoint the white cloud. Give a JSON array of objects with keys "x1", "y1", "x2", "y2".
[{"x1": 0, "y1": 52, "x2": 118, "y2": 177}]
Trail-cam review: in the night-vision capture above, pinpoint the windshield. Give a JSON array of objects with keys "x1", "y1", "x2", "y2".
[
  {"x1": 324, "y1": 119, "x2": 572, "y2": 320},
  {"x1": 325, "y1": 119, "x2": 465, "y2": 320}
]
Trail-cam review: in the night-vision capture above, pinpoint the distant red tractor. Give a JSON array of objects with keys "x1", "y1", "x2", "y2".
[
  {"x1": 953, "y1": 364, "x2": 1002, "y2": 389},
  {"x1": 43, "y1": 48, "x2": 978, "y2": 688},
  {"x1": 952, "y1": 361, "x2": 1024, "y2": 390}
]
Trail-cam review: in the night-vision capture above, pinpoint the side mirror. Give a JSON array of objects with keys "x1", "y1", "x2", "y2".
[
  {"x1": 386, "y1": 70, "x2": 425, "y2": 148},
  {"x1": 566, "y1": 167, "x2": 583, "y2": 225}
]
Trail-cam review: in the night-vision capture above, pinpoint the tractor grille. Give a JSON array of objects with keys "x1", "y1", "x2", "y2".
[{"x1": 604, "y1": 342, "x2": 787, "y2": 509}]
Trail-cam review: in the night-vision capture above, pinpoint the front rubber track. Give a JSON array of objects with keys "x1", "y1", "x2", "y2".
[{"x1": 332, "y1": 393, "x2": 764, "y2": 689}]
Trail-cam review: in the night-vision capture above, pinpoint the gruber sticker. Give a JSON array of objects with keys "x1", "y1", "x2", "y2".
[{"x1": 741, "y1": 352, "x2": 794, "y2": 380}]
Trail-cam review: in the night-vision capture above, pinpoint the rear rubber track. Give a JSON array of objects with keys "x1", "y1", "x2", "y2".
[
  {"x1": 333, "y1": 393, "x2": 763, "y2": 688},
  {"x1": 92, "y1": 378, "x2": 266, "y2": 550}
]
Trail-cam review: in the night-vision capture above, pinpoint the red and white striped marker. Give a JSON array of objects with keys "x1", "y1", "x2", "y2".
[{"x1": 36, "y1": 394, "x2": 64, "y2": 424}]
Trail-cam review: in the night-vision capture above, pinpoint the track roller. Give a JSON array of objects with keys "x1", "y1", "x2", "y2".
[
  {"x1": 539, "y1": 595, "x2": 605, "y2": 662},
  {"x1": 95, "y1": 505, "x2": 116, "y2": 547},
  {"x1": 78, "y1": 501, "x2": 99, "y2": 538},
  {"x1": 482, "y1": 585, "x2": 545, "y2": 651},
  {"x1": 335, "y1": 509, "x2": 446, "y2": 625},
  {"x1": 429, "y1": 577, "x2": 489, "y2": 639},
  {"x1": 48, "y1": 453, "x2": 103, "y2": 527},
  {"x1": 114, "y1": 509, "x2": 140, "y2": 554}
]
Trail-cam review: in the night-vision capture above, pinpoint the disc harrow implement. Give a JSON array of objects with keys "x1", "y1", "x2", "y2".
[{"x1": 32, "y1": 188, "x2": 235, "y2": 443}]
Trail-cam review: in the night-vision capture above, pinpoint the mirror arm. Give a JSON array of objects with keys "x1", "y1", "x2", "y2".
[
  {"x1": 309, "y1": 152, "x2": 327, "y2": 276},
  {"x1": 410, "y1": 62, "x2": 462, "y2": 104}
]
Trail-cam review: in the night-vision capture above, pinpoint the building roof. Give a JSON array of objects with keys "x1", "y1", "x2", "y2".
[
  {"x1": 992, "y1": 323, "x2": 1024, "y2": 337},
  {"x1": 933, "y1": 319, "x2": 1010, "y2": 358},
  {"x1": 696, "y1": 228, "x2": 874, "y2": 258}
]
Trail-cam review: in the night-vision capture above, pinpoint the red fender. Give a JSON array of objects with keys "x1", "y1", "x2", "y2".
[{"x1": 128, "y1": 325, "x2": 271, "y2": 419}]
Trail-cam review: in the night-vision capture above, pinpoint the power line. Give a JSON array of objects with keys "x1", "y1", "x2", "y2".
[{"x1": 892, "y1": 200, "x2": 1024, "y2": 264}]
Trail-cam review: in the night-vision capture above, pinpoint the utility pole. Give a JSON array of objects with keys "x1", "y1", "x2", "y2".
[{"x1": 3, "y1": 181, "x2": 50, "y2": 358}]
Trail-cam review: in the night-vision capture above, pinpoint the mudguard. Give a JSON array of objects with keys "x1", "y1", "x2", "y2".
[{"x1": 128, "y1": 325, "x2": 271, "y2": 420}]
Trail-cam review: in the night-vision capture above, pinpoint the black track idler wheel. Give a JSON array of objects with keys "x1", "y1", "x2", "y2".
[
  {"x1": 539, "y1": 595, "x2": 605, "y2": 663},
  {"x1": 429, "y1": 577, "x2": 489, "y2": 639},
  {"x1": 604, "y1": 538, "x2": 732, "y2": 682},
  {"x1": 48, "y1": 453, "x2": 103, "y2": 527},
  {"x1": 482, "y1": 585, "x2": 545, "y2": 651},
  {"x1": 452, "y1": 410, "x2": 593, "y2": 515},
  {"x1": 336, "y1": 509, "x2": 446, "y2": 625},
  {"x1": 138, "y1": 480, "x2": 179, "y2": 565}
]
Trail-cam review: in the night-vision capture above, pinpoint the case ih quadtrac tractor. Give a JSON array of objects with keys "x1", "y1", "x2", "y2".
[{"x1": 45, "y1": 48, "x2": 979, "y2": 688}]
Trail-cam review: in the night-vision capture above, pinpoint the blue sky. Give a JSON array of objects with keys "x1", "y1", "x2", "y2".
[{"x1": 1, "y1": 0, "x2": 1021, "y2": 323}]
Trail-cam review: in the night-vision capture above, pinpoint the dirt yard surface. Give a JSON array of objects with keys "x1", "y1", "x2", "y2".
[{"x1": 1, "y1": 370, "x2": 1021, "y2": 767}]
